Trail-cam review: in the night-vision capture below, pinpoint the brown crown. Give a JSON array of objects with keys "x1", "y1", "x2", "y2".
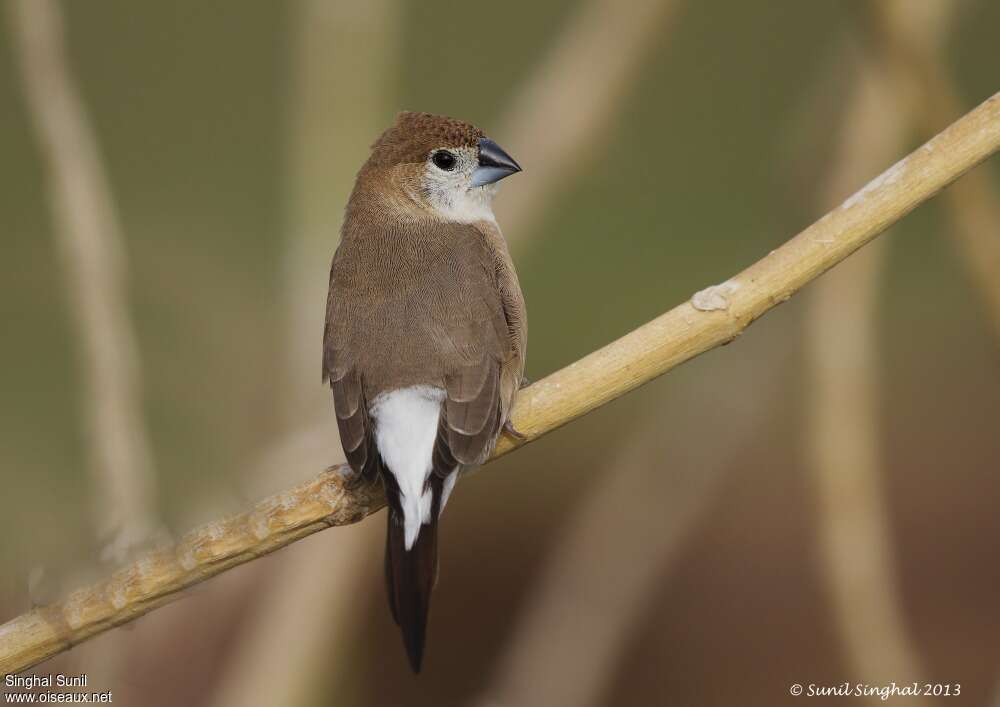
[{"x1": 367, "y1": 111, "x2": 484, "y2": 167}]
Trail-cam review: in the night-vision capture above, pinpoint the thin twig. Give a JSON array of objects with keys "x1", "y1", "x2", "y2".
[
  {"x1": 1, "y1": 91, "x2": 999, "y2": 677},
  {"x1": 805, "y1": 61, "x2": 931, "y2": 700},
  {"x1": 8, "y1": 0, "x2": 159, "y2": 559}
]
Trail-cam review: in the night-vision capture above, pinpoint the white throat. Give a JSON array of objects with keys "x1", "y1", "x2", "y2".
[{"x1": 427, "y1": 184, "x2": 498, "y2": 225}]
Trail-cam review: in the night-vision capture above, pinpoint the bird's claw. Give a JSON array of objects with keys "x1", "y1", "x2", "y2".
[
  {"x1": 503, "y1": 420, "x2": 527, "y2": 441},
  {"x1": 330, "y1": 463, "x2": 366, "y2": 490}
]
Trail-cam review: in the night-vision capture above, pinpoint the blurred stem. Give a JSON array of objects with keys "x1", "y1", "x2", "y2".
[
  {"x1": 280, "y1": 0, "x2": 398, "y2": 422},
  {"x1": 495, "y1": 0, "x2": 680, "y2": 243},
  {"x1": 864, "y1": 0, "x2": 1000, "y2": 343},
  {"x1": 8, "y1": 0, "x2": 159, "y2": 557},
  {"x1": 208, "y1": 525, "x2": 379, "y2": 707},
  {"x1": 802, "y1": 4, "x2": 992, "y2": 695},
  {"x1": 805, "y1": 61, "x2": 930, "y2": 697},
  {"x1": 2, "y1": 90, "x2": 1000, "y2": 677},
  {"x1": 476, "y1": 414, "x2": 720, "y2": 707},
  {"x1": 212, "y1": 2, "x2": 398, "y2": 706},
  {"x1": 474, "y1": 343, "x2": 780, "y2": 707}
]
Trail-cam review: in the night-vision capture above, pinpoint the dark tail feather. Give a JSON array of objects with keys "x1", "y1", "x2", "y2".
[{"x1": 385, "y1": 506, "x2": 439, "y2": 673}]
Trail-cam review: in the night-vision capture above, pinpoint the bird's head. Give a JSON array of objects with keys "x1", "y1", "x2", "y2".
[{"x1": 359, "y1": 111, "x2": 521, "y2": 223}]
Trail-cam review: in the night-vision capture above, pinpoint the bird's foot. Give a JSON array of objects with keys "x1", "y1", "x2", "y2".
[
  {"x1": 330, "y1": 463, "x2": 366, "y2": 490},
  {"x1": 503, "y1": 419, "x2": 527, "y2": 441}
]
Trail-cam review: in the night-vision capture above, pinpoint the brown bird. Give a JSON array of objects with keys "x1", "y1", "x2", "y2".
[{"x1": 323, "y1": 112, "x2": 526, "y2": 672}]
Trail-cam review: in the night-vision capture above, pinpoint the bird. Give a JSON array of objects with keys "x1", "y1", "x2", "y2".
[{"x1": 322, "y1": 111, "x2": 526, "y2": 672}]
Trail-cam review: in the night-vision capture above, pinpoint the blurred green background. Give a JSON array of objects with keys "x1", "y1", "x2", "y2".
[{"x1": 2, "y1": 1, "x2": 999, "y2": 705}]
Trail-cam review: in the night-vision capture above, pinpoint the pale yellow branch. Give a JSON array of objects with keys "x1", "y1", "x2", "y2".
[{"x1": 2, "y1": 91, "x2": 999, "y2": 677}]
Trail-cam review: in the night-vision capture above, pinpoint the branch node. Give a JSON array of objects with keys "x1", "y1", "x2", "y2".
[{"x1": 691, "y1": 280, "x2": 740, "y2": 311}]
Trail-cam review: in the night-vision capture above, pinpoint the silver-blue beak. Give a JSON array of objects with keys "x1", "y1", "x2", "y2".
[{"x1": 471, "y1": 137, "x2": 521, "y2": 187}]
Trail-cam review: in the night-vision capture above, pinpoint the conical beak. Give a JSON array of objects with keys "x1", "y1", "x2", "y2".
[{"x1": 471, "y1": 137, "x2": 522, "y2": 187}]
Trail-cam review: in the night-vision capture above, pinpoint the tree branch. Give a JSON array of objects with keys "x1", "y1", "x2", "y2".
[{"x1": 2, "y1": 91, "x2": 999, "y2": 677}]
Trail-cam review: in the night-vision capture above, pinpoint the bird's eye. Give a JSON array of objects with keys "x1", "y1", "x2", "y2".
[{"x1": 432, "y1": 150, "x2": 457, "y2": 171}]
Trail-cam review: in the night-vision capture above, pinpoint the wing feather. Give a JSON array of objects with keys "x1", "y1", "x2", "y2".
[{"x1": 323, "y1": 218, "x2": 524, "y2": 485}]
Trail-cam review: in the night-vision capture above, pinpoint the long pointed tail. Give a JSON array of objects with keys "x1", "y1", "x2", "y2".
[{"x1": 385, "y1": 504, "x2": 439, "y2": 673}]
